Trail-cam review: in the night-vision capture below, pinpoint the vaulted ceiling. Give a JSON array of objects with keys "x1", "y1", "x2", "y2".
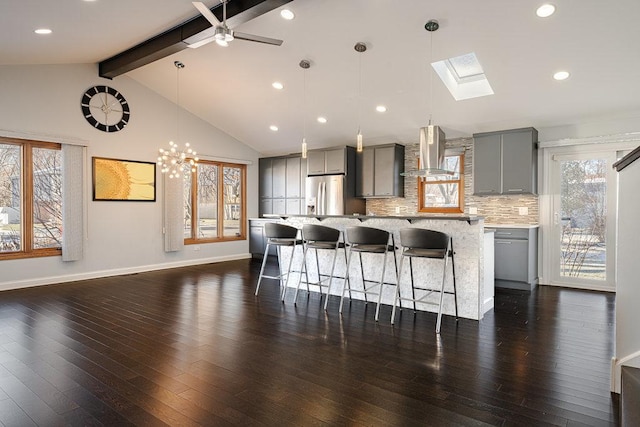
[{"x1": 3, "y1": 0, "x2": 640, "y2": 156}]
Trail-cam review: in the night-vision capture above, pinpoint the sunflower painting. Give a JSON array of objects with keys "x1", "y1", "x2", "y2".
[{"x1": 92, "y1": 157, "x2": 156, "y2": 201}]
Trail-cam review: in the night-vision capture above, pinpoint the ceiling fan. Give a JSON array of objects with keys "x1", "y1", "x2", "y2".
[{"x1": 192, "y1": 1, "x2": 283, "y2": 47}]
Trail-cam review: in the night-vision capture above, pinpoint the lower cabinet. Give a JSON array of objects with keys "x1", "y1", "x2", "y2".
[
  {"x1": 489, "y1": 226, "x2": 538, "y2": 290},
  {"x1": 249, "y1": 219, "x2": 278, "y2": 258}
]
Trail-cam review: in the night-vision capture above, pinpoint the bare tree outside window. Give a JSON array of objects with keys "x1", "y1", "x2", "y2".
[
  {"x1": 560, "y1": 159, "x2": 606, "y2": 279},
  {"x1": 0, "y1": 138, "x2": 62, "y2": 258}
]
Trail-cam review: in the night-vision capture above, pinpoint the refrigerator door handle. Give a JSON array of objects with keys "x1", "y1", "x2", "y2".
[
  {"x1": 316, "y1": 182, "x2": 324, "y2": 215},
  {"x1": 321, "y1": 182, "x2": 326, "y2": 215}
]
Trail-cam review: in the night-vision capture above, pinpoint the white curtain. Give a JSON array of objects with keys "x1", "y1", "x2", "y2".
[
  {"x1": 164, "y1": 174, "x2": 184, "y2": 252},
  {"x1": 61, "y1": 144, "x2": 84, "y2": 261}
]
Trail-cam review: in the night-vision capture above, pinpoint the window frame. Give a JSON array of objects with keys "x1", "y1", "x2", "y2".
[
  {"x1": 0, "y1": 137, "x2": 62, "y2": 260},
  {"x1": 184, "y1": 159, "x2": 247, "y2": 244},
  {"x1": 417, "y1": 154, "x2": 465, "y2": 214}
]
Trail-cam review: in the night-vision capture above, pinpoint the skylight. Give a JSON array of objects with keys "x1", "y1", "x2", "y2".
[{"x1": 431, "y1": 52, "x2": 494, "y2": 101}]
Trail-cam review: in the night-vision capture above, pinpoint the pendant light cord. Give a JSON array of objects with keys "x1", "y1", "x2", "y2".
[
  {"x1": 429, "y1": 29, "x2": 433, "y2": 126},
  {"x1": 358, "y1": 51, "x2": 362, "y2": 134},
  {"x1": 303, "y1": 66, "x2": 307, "y2": 142}
]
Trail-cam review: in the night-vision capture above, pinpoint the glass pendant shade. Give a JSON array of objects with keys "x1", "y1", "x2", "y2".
[{"x1": 356, "y1": 130, "x2": 363, "y2": 152}]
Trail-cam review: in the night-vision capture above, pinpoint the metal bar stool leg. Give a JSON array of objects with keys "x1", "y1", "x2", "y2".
[
  {"x1": 343, "y1": 244, "x2": 352, "y2": 300},
  {"x1": 324, "y1": 242, "x2": 339, "y2": 311},
  {"x1": 280, "y1": 243, "x2": 296, "y2": 302},
  {"x1": 450, "y1": 239, "x2": 459, "y2": 320},
  {"x1": 409, "y1": 257, "x2": 417, "y2": 312},
  {"x1": 255, "y1": 242, "x2": 271, "y2": 296},
  {"x1": 359, "y1": 252, "x2": 368, "y2": 303},
  {"x1": 374, "y1": 251, "x2": 388, "y2": 322},
  {"x1": 294, "y1": 245, "x2": 310, "y2": 304},
  {"x1": 435, "y1": 253, "x2": 449, "y2": 334},
  {"x1": 340, "y1": 247, "x2": 354, "y2": 314},
  {"x1": 391, "y1": 253, "x2": 406, "y2": 324},
  {"x1": 314, "y1": 248, "x2": 321, "y2": 295}
]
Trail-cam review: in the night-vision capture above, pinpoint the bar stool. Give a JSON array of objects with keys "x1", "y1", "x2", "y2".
[
  {"x1": 340, "y1": 226, "x2": 398, "y2": 321},
  {"x1": 294, "y1": 224, "x2": 348, "y2": 309},
  {"x1": 391, "y1": 228, "x2": 458, "y2": 334},
  {"x1": 255, "y1": 223, "x2": 305, "y2": 301}
]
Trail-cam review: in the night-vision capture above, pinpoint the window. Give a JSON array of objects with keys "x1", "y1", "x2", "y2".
[
  {"x1": 0, "y1": 137, "x2": 62, "y2": 259},
  {"x1": 184, "y1": 160, "x2": 246, "y2": 243},
  {"x1": 418, "y1": 154, "x2": 464, "y2": 213}
]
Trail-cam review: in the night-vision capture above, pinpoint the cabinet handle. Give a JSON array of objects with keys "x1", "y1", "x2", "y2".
[
  {"x1": 496, "y1": 232, "x2": 512, "y2": 235},
  {"x1": 495, "y1": 241, "x2": 512, "y2": 244},
  {"x1": 506, "y1": 189, "x2": 523, "y2": 192},
  {"x1": 478, "y1": 189, "x2": 495, "y2": 193}
]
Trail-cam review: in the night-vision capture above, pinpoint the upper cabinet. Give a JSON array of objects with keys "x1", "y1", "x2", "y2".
[
  {"x1": 307, "y1": 148, "x2": 347, "y2": 175},
  {"x1": 473, "y1": 127, "x2": 538, "y2": 195},
  {"x1": 356, "y1": 144, "x2": 405, "y2": 198}
]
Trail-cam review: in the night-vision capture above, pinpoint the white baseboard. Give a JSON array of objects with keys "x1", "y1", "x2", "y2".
[{"x1": 0, "y1": 253, "x2": 252, "y2": 292}]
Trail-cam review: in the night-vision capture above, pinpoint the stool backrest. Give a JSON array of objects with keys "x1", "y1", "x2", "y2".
[
  {"x1": 302, "y1": 224, "x2": 340, "y2": 243},
  {"x1": 346, "y1": 226, "x2": 389, "y2": 246},
  {"x1": 400, "y1": 228, "x2": 449, "y2": 250},
  {"x1": 264, "y1": 222, "x2": 299, "y2": 239}
]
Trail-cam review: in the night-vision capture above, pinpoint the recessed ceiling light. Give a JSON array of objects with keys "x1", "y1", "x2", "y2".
[
  {"x1": 269, "y1": 125, "x2": 279, "y2": 131},
  {"x1": 553, "y1": 71, "x2": 570, "y2": 80},
  {"x1": 280, "y1": 9, "x2": 295, "y2": 20},
  {"x1": 272, "y1": 82, "x2": 284, "y2": 90},
  {"x1": 34, "y1": 28, "x2": 52, "y2": 35},
  {"x1": 376, "y1": 105, "x2": 387, "y2": 113},
  {"x1": 536, "y1": 4, "x2": 555, "y2": 18},
  {"x1": 317, "y1": 117, "x2": 327, "y2": 123}
]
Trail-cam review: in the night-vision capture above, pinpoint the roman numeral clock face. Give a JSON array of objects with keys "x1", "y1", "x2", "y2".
[{"x1": 81, "y1": 86, "x2": 130, "y2": 132}]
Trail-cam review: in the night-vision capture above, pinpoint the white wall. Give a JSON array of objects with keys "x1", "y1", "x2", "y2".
[
  {"x1": 0, "y1": 64, "x2": 260, "y2": 290},
  {"x1": 615, "y1": 157, "x2": 640, "y2": 379}
]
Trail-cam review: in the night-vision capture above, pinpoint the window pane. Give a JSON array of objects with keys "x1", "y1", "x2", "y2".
[
  {"x1": 560, "y1": 159, "x2": 607, "y2": 280},
  {"x1": 423, "y1": 182, "x2": 459, "y2": 208},
  {"x1": 32, "y1": 147, "x2": 62, "y2": 249},
  {"x1": 0, "y1": 144, "x2": 21, "y2": 252},
  {"x1": 197, "y1": 164, "x2": 218, "y2": 238},
  {"x1": 223, "y1": 166, "x2": 242, "y2": 237},
  {"x1": 183, "y1": 175, "x2": 192, "y2": 238}
]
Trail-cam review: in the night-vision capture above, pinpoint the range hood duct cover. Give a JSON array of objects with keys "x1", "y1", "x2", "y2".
[{"x1": 402, "y1": 125, "x2": 454, "y2": 177}]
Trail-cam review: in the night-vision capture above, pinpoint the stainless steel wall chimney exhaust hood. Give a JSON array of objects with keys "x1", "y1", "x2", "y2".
[{"x1": 402, "y1": 125, "x2": 454, "y2": 177}]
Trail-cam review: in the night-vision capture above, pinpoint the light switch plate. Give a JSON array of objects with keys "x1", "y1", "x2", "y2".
[
  {"x1": 518, "y1": 207, "x2": 528, "y2": 216},
  {"x1": 469, "y1": 207, "x2": 478, "y2": 215}
]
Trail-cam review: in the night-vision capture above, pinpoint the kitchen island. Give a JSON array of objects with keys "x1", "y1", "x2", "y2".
[{"x1": 251, "y1": 215, "x2": 491, "y2": 321}]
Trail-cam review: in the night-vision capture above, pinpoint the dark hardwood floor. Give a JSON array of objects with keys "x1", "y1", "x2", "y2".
[{"x1": 0, "y1": 258, "x2": 619, "y2": 426}]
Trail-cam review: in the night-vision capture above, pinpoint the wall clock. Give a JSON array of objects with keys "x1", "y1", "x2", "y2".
[{"x1": 81, "y1": 85, "x2": 130, "y2": 132}]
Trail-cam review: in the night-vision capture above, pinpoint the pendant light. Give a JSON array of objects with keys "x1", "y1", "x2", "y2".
[
  {"x1": 300, "y1": 59, "x2": 310, "y2": 159},
  {"x1": 401, "y1": 20, "x2": 452, "y2": 178},
  {"x1": 157, "y1": 61, "x2": 199, "y2": 178},
  {"x1": 354, "y1": 42, "x2": 367, "y2": 152}
]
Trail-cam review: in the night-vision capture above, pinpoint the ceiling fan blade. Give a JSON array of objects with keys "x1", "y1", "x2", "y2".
[
  {"x1": 192, "y1": 2, "x2": 221, "y2": 27},
  {"x1": 233, "y1": 32, "x2": 283, "y2": 46}
]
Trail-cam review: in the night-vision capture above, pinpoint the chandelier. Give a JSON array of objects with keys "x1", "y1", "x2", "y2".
[{"x1": 157, "y1": 61, "x2": 199, "y2": 179}]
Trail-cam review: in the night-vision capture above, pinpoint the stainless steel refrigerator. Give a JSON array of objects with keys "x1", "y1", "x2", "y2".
[{"x1": 305, "y1": 174, "x2": 365, "y2": 215}]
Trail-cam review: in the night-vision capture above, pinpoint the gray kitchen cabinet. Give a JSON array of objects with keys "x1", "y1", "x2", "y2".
[
  {"x1": 489, "y1": 226, "x2": 538, "y2": 290},
  {"x1": 271, "y1": 158, "x2": 287, "y2": 198},
  {"x1": 272, "y1": 198, "x2": 286, "y2": 215},
  {"x1": 260, "y1": 199, "x2": 273, "y2": 216},
  {"x1": 473, "y1": 127, "x2": 538, "y2": 195},
  {"x1": 259, "y1": 154, "x2": 306, "y2": 217},
  {"x1": 307, "y1": 148, "x2": 346, "y2": 175},
  {"x1": 472, "y1": 134, "x2": 501, "y2": 195},
  {"x1": 286, "y1": 156, "x2": 301, "y2": 198},
  {"x1": 259, "y1": 158, "x2": 273, "y2": 198},
  {"x1": 357, "y1": 144, "x2": 405, "y2": 198},
  {"x1": 249, "y1": 219, "x2": 277, "y2": 258}
]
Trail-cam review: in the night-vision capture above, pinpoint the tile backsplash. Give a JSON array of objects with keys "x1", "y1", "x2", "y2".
[{"x1": 365, "y1": 137, "x2": 539, "y2": 225}]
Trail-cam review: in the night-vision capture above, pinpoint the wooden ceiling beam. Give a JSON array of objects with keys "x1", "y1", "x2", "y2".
[{"x1": 99, "y1": 0, "x2": 291, "y2": 79}]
